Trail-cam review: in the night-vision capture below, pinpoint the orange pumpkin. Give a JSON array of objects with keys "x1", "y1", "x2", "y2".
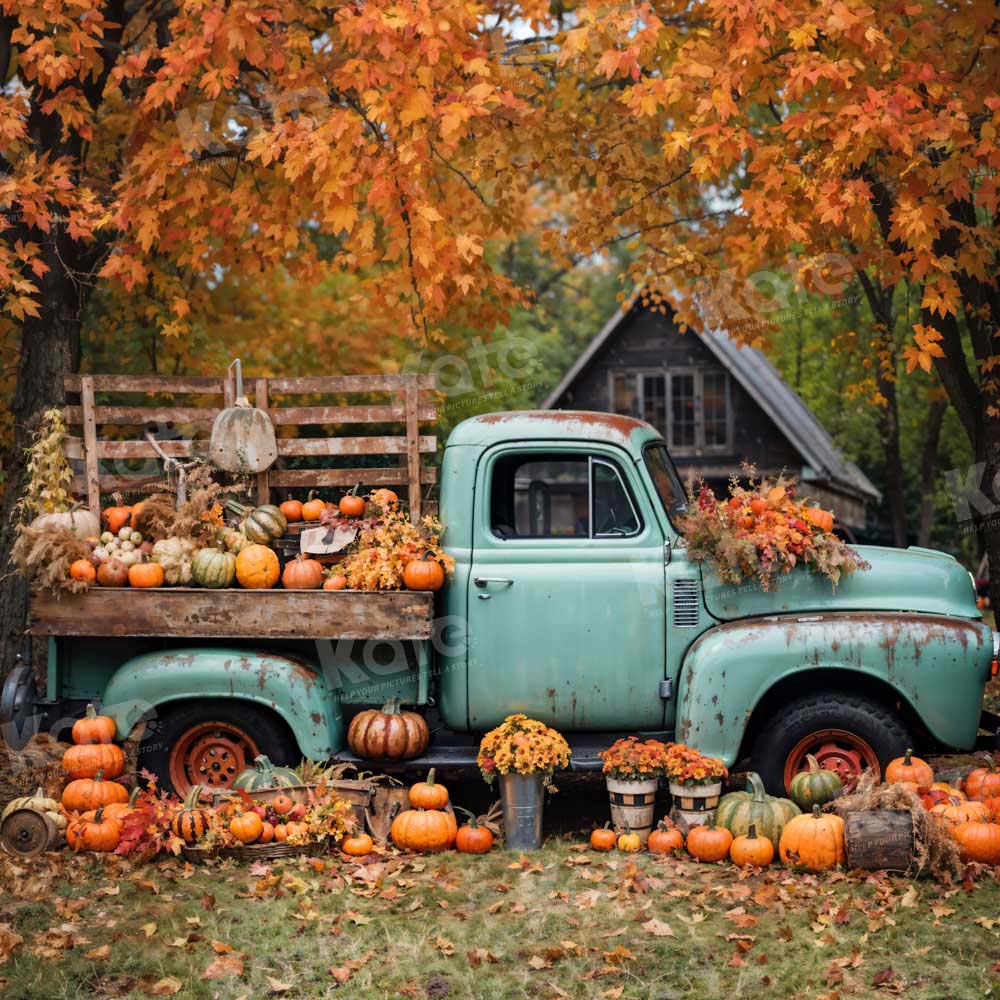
[
  {"x1": 323, "y1": 574, "x2": 349, "y2": 591},
  {"x1": 235, "y1": 544, "x2": 280, "y2": 589},
  {"x1": 749, "y1": 498, "x2": 767, "y2": 516},
  {"x1": 952, "y1": 819, "x2": 1000, "y2": 864},
  {"x1": 229, "y1": 811, "x2": 264, "y2": 844},
  {"x1": 647, "y1": 820, "x2": 684, "y2": 854},
  {"x1": 730, "y1": 823, "x2": 774, "y2": 867},
  {"x1": 69, "y1": 559, "x2": 97, "y2": 583},
  {"x1": 686, "y1": 817, "x2": 733, "y2": 863},
  {"x1": 408, "y1": 769, "x2": 449, "y2": 810},
  {"x1": 258, "y1": 822, "x2": 275, "y2": 845},
  {"x1": 62, "y1": 770, "x2": 129, "y2": 813},
  {"x1": 778, "y1": 806, "x2": 845, "y2": 871},
  {"x1": 347, "y1": 699, "x2": 430, "y2": 761},
  {"x1": 279, "y1": 500, "x2": 303, "y2": 523},
  {"x1": 281, "y1": 554, "x2": 325, "y2": 590},
  {"x1": 102, "y1": 503, "x2": 131, "y2": 534},
  {"x1": 130, "y1": 500, "x2": 146, "y2": 522},
  {"x1": 930, "y1": 781, "x2": 965, "y2": 798},
  {"x1": 454, "y1": 811, "x2": 493, "y2": 854},
  {"x1": 803, "y1": 507, "x2": 834, "y2": 533},
  {"x1": 285, "y1": 821, "x2": 310, "y2": 839},
  {"x1": 391, "y1": 808, "x2": 455, "y2": 852},
  {"x1": 590, "y1": 823, "x2": 616, "y2": 852},
  {"x1": 128, "y1": 560, "x2": 165, "y2": 589},
  {"x1": 63, "y1": 742, "x2": 125, "y2": 780},
  {"x1": 931, "y1": 799, "x2": 990, "y2": 826},
  {"x1": 72, "y1": 704, "x2": 116, "y2": 745},
  {"x1": 342, "y1": 832, "x2": 375, "y2": 856},
  {"x1": 338, "y1": 493, "x2": 367, "y2": 518},
  {"x1": 273, "y1": 823, "x2": 288, "y2": 842},
  {"x1": 402, "y1": 552, "x2": 446, "y2": 592},
  {"x1": 66, "y1": 806, "x2": 122, "y2": 852},
  {"x1": 965, "y1": 755, "x2": 1000, "y2": 801},
  {"x1": 885, "y1": 749, "x2": 934, "y2": 788},
  {"x1": 301, "y1": 491, "x2": 326, "y2": 521},
  {"x1": 370, "y1": 488, "x2": 398, "y2": 509}
]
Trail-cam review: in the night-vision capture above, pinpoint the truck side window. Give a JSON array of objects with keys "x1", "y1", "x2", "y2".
[{"x1": 490, "y1": 453, "x2": 641, "y2": 539}]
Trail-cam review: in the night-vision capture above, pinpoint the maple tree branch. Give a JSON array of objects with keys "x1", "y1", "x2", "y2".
[
  {"x1": 604, "y1": 210, "x2": 733, "y2": 247},
  {"x1": 928, "y1": 309, "x2": 981, "y2": 445},
  {"x1": 612, "y1": 166, "x2": 692, "y2": 218},
  {"x1": 430, "y1": 143, "x2": 488, "y2": 206}
]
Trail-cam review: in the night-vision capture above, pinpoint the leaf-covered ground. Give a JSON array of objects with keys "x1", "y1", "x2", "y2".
[{"x1": 2, "y1": 841, "x2": 1000, "y2": 999}]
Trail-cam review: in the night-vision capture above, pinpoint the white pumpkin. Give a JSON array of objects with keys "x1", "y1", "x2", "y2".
[
  {"x1": 31, "y1": 505, "x2": 100, "y2": 540},
  {"x1": 1, "y1": 787, "x2": 60, "y2": 823},
  {"x1": 151, "y1": 536, "x2": 198, "y2": 585}
]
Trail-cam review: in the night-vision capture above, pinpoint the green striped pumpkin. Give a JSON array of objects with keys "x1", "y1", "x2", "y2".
[
  {"x1": 714, "y1": 772, "x2": 801, "y2": 845},
  {"x1": 788, "y1": 755, "x2": 843, "y2": 810},
  {"x1": 226, "y1": 501, "x2": 287, "y2": 545},
  {"x1": 232, "y1": 755, "x2": 299, "y2": 792},
  {"x1": 191, "y1": 544, "x2": 237, "y2": 589},
  {"x1": 170, "y1": 784, "x2": 211, "y2": 843}
]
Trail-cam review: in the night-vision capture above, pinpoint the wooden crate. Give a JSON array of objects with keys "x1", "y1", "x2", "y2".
[{"x1": 62, "y1": 372, "x2": 438, "y2": 523}]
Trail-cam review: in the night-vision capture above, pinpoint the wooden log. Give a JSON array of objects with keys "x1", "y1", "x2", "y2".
[{"x1": 844, "y1": 810, "x2": 914, "y2": 872}]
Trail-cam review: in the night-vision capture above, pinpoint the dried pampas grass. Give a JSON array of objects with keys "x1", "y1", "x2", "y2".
[
  {"x1": 11, "y1": 524, "x2": 90, "y2": 594},
  {"x1": 829, "y1": 772, "x2": 962, "y2": 881}
]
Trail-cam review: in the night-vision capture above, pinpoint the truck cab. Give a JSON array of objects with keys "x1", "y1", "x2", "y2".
[{"x1": 9, "y1": 410, "x2": 996, "y2": 797}]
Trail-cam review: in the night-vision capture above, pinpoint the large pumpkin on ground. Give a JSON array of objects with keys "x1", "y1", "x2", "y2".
[
  {"x1": 347, "y1": 698, "x2": 430, "y2": 761},
  {"x1": 778, "y1": 805, "x2": 845, "y2": 871},
  {"x1": 952, "y1": 819, "x2": 1000, "y2": 864},
  {"x1": 391, "y1": 808, "x2": 455, "y2": 852},
  {"x1": 788, "y1": 755, "x2": 843, "y2": 810},
  {"x1": 235, "y1": 544, "x2": 280, "y2": 589},
  {"x1": 232, "y1": 755, "x2": 299, "y2": 792},
  {"x1": 715, "y1": 772, "x2": 801, "y2": 845}
]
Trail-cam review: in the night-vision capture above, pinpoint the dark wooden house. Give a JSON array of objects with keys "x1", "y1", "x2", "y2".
[{"x1": 542, "y1": 301, "x2": 880, "y2": 534}]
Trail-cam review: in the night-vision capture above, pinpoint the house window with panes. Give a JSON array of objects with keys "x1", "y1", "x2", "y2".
[{"x1": 610, "y1": 369, "x2": 731, "y2": 455}]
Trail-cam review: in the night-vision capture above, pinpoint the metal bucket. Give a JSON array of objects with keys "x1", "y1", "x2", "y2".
[
  {"x1": 606, "y1": 777, "x2": 658, "y2": 842},
  {"x1": 499, "y1": 773, "x2": 545, "y2": 851}
]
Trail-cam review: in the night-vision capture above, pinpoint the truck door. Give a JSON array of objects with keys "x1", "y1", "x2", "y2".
[{"x1": 467, "y1": 443, "x2": 667, "y2": 731}]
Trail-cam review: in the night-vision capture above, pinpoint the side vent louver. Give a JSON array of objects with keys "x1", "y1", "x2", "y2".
[{"x1": 672, "y1": 578, "x2": 700, "y2": 627}]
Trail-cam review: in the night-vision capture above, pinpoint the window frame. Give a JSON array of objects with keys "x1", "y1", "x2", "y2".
[
  {"x1": 487, "y1": 449, "x2": 644, "y2": 542},
  {"x1": 609, "y1": 367, "x2": 732, "y2": 455}
]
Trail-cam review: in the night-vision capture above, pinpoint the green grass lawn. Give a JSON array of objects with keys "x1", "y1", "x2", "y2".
[{"x1": 3, "y1": 841, "x2": 1000, "y2": 999}]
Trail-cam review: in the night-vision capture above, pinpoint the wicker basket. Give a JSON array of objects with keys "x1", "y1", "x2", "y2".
[
  {"x1": 219, "y1": 839, "x2": 329, "y2": 861},
  {"x1": 181, "y1": 844, "x2": 218, "y2": 863},
  {"x1": 211, "y1": 782, "x2": 372, "y2": 829}
]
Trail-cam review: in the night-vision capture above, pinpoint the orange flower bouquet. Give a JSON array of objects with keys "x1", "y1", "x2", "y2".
[
  {"x1": 477, "y1": 714, "x2": 571, "y2": 791},
  {"x1": 663, "y1": 744, "x2": 728, "y2": 788},
  {"x1": 599, "y1": 737, "x2": 670, "y2": 781}
]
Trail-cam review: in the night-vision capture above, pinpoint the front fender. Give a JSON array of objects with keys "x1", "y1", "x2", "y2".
[
  {"x1": 101, "y1": 648, "x2": 343, "y2": 760},
  {"x1": 676, "y1": 613, "x2": 993, "y2": 765}
]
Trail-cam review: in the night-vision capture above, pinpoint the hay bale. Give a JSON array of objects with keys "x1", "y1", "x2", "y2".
[{"x1": 828, "y1": 772, "x2": 962, "y2": 881}]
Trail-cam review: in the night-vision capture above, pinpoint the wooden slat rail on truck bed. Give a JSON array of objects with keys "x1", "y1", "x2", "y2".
[
  {"x1": 61, "y1": 372, "x2": 438, "y2": 522},
  {"x1": 30, "y1": 589, "x2": 435, "y2": 641}
]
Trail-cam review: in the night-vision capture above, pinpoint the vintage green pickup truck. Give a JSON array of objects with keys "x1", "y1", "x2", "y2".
[{"x1": 5, "y1": 411, "x2": 997, "y2": 797}]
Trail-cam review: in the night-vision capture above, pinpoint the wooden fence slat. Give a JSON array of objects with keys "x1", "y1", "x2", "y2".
[
  {"x1": 404, "y1": 373, "x2": 422, "y2": 524},
  {"x1": 277, "y1": 435, "x2": 436, "y2": 457},
  {"x1": 71, "y1": 473, "x2": 166, "y2": 494},
  {"x1": 267, "y1": 467, "x2": 437, "y2": 488},
  {"x1": 65, "y1": 406, "x2": 220, "y2": 426},
  {"x1": 255, "y1": 378, "x2": 270, "y2": 506},
  {"x1": 268, "y1": 403, "x2": 437, "y2": 426},
  {"x1": 95, "y1": 440, "x2": 198, "y2": 459},
  {"x1": 265, "y1": 374, "x2": 436, "y2": 393},
  {"x1": 65, "y1": 375, "x2": 226, "y2": 394},
  {"x1": 80, "y1": 377, "x2": 101, "y2": 512}
]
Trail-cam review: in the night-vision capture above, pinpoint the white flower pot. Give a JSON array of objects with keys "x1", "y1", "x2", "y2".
[
  {"x1": 669, "y1": 781, "x2": 723, "y2": 829},
  {"x1": 606, "y1": 776, "x2": 659, "y2": 842}
]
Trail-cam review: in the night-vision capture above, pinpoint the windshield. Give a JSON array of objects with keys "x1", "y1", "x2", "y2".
[{"x1": 643, "y1": 443, "x2": 687, "y2": 522}]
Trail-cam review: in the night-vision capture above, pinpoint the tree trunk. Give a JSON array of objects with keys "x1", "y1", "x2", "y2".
[
  {"x1": 0, "y1": 250, "x2": 82, "y2": 681},
  {"x1": 875, "y1": 366, "x2": 908, "y2": 548},
  {"x1": 917, "y1": 396, "x2": 948, "y2": 548}
]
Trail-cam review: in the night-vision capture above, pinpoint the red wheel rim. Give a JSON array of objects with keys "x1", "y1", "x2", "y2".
[
  {"x1": 782, "y1": 728, "x2": 880, "y2": 794},
  {"x1": 168, "y1": 721, "x2": 259, "y2": 795}
]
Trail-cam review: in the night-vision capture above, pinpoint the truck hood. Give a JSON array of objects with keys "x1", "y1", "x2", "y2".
[{"x1": 701, "y1": 545, "x2": 982, "y2": 622}]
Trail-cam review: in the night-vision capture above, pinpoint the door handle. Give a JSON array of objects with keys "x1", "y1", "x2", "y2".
[{"x1": 474, "y1": 577, "x2": 514, "y2": 588}]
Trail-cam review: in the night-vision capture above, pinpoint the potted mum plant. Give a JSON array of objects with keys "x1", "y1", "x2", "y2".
[
  {"x1": 599, "y1": 737, "x2": 669, "y2": 842},
  {"x1": 477, "y1": 714, "x2": 571, "y2": 851},
  {"x1": 664, "y1": 744, "x2": 728, "y2": 826}
]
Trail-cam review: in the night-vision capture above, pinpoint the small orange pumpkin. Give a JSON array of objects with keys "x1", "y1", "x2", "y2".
[
  {"x1": 686, "y1": 816, "x2": 733, "y2": 863},
  {"x1": 281, "y1": 554, "x2": 325, "y2": 590},
  {"x1": 229, "y1": 811, "x2": 264, "y2": 844},
  {"x1": 258, "y1": 822, "x2": 275, "y2": 845},
  {"x1": 338, "y1": 492, "x2": 367, "y2": 518},
  {"x1": 885, "y1": 749, "x2": 934, "y2": 788},
  {"x1": 778, "y1": 805, "x2": 845, "y2": 871},
  {"x1": 342, "y1": 832, "x2": 375, "y2": 856},
  {"x1": 128, "y1": 560, "x2": 165, "y2": 589},
  {"x1": 454, "y1": 810, "x2": 494, "y2": 854},
  {"x1": 590, "y1": 822, "x2": 616, "y2": 852},
  {"x1": 647, "y1": 819, "x2": 684, "y2": 854},
  {"x1": 72, "y1": 704, "x2": 117, "y2": 745},
  {"x1": 931, "y1": 799, "x2": 990, "y2": 826},
  {"x1": 69, "y1": 559, "x2": 97, "y2": 582},
  {"x1": 301, "y1": 491, "x2": 326, "y2": 521},
  {"x1": 370, "y1": 488, "x2": 398, "y2": 510},
  {"x1": 235, "y1": 544, "x2": 280, "y2": 589},
  {"x1": 730, "y1": 823, "x2": 774, "y2": 867},
  {"x1": 273, "y1": 823, "x2": 288, "y2": 842},
  {"x1": 279, "y1": 499, "x2": 303, "y2": 523},
  {"x1": 965, "y1": 755, "x2": 1000, "y2": 801},
  {"x1": 66, "y1": 806, "x2": 121, "y2": 853},
  {"x1": 408, "y1": 769, "x2": 449, "y2": 810},
  {"x1": 402, "y1": 552, "x2": 445, "y2": 592},
  {"x1": 952, "y1": 819, "x2": 1000, "y2": 864},
  {"x1": 323, "y1": 574, "x2": 349, "y2": 591},
  {"x1": 803, "y1": 507, "x2": 834, "y2": 533},
  {"x1": 102, "y1": 503, "x2": 131, "y2": 534}
]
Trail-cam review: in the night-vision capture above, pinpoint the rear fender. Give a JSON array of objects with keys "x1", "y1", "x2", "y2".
[
  {"x1": 676, "y1": 613, "x2": 993, "y2": 765},
  {"x1": 101, "y1": 648, "x2": 342, "y2": 759}
]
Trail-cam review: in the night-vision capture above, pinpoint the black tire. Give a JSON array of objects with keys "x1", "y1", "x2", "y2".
[
  {"x1": 137, "y1": 701, "x2": 299, "y2": 797},
  {"x1": 751, "y1": 690, "x2": 911, "y2": 796}
]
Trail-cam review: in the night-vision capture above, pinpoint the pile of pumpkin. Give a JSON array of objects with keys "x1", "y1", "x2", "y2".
[
  {"x1": 588, "y1": 749, "x2": 1000, "y2": 871},
  {"x1": 63, "y1": 489, "x2": 443, "y2": 593}
]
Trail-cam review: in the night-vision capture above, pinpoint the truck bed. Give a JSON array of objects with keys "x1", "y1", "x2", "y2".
[{"x1": 30, "y1": 589, "x2": 434, "y2": 641}]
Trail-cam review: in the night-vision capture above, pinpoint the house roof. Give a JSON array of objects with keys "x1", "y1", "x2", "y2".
[{"x1": 542, "y1": 302, "x2": 881, "y2": 504}]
